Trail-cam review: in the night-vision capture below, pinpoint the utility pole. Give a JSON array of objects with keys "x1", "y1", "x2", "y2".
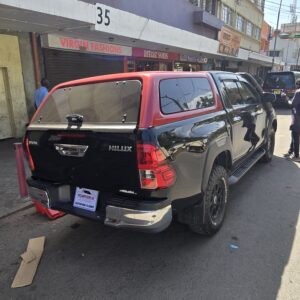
[
  {"x1": 271, "y1": 0, "x2": 283, "y2": 70},
  {"x1": 296, "y1": 48, "x2": 300, "y2": 70}
]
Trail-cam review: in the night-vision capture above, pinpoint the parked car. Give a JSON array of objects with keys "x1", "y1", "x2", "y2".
[
  {"x1": 24, "y1": 71, "x2": 276, "y2": 235},
  {"x1": 262, "y1": 71, "x2": 300, "y2": 106}
]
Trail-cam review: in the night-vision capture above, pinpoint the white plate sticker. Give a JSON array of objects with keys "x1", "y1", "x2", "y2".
[{"x1": 73, "y1": 187, "x2": 99, "y2": 212}]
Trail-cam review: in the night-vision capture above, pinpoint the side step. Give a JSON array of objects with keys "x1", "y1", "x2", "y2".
[{"x1": 228, "y1": 148, "x2": 266, "y2": 185}]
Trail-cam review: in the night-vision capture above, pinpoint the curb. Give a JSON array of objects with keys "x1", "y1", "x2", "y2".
[{"x1": 0, "y1": 201, "x2": 34, "y2": 220}]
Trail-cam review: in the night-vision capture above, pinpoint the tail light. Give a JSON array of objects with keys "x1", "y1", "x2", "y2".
[
  {"x1": 137, "y1": 144, "x2": 176, "y2": 189},
  {"x1": 23, "y1": 135, "x2": 35, "y2": 171}
]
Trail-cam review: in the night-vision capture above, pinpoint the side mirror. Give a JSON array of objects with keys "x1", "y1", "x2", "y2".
[{"x1": 262, "y1": 92, "x2": 276, "y2": 103}]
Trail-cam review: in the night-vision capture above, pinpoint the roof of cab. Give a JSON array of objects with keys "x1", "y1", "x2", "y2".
[{"x1": 54, "y1": 71, "x2": 211, "y2": 89}]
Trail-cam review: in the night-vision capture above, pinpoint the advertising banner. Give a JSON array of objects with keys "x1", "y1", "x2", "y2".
[{"x1": 218, "y1": 27, "x2": 241, "y2": 57}]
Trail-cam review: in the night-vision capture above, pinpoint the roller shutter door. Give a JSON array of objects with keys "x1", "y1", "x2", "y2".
[{"x1": 44, "y1": 49, "x2": 124, "y2": 88}]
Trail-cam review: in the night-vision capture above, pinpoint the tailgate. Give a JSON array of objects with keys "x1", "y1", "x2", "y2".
[
  {"x1": 27, "y1": 129, "x2": 140, "y2": 191},
  {"x1": 26, "y1": 79, "x2": 142, "y2": 191}
]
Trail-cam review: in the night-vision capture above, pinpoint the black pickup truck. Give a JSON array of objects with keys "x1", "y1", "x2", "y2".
[{"x1": 24, "y1": 71, "x2": 276, "y2": 235}]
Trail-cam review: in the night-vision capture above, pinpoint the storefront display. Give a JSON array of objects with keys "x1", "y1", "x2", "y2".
[
  {"x1": 174, "y1": 54, "x2": 208, "y2": 72},
  {"x1": 131, "y1": 48, "x2": 179, "y2": 72}
]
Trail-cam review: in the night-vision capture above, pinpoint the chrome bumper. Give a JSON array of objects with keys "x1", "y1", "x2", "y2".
[
  {"x1": 105, "y1": 205, "x2": 172, "y2": 233},
  {"x1": 28, "y1": 186, "x2": 172, "y2": 233},
  {"x1": 28, "y1": 186, "x2": 50, "y2": 208}
]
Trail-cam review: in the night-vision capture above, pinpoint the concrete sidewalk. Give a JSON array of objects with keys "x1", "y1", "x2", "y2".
[{"x1": 0, "y1": 138, "x2": 32, "y2": 219}]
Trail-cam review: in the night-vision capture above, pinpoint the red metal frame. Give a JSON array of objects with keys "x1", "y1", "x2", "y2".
[{"x1": 29, "y1": 71, "x2": 223, "y2": 129}]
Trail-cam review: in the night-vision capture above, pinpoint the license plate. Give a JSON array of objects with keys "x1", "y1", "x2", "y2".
[
  {"x1": 73, "y1": 187, "x2": 99, "y2": 212},
  {"x1": 274, "y1": 89, "x2": 281, "y2": 95}
]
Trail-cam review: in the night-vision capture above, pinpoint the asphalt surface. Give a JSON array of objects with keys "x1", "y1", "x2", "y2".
[
  {"x1": 0, "y1": 138, "x2": 32, "y2": 218},
  {"x1": 0, "y1": 109, "x2": 299, "y2": 300}
]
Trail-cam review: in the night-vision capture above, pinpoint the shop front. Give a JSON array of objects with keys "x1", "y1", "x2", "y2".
[
  {"x1": 129, "y1": 48, "x2": 180, "y2": 72},
  {"x1": 174, "y1": 54, "x2": 208, "y2": 72},
  {"x1": 41, "y1": 34, "x2": 132, "y2": 88}
]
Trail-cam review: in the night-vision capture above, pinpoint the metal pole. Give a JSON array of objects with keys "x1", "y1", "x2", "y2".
[
  {"x1": 296, "y1": 47, "x2": 300, "y2": 70},
  {"x1": 31, "y1": 32, "x2": 41, "y2": 88},
  {"x1": 271, "y1": 0, "x2": 283, "y2": 70},
  {"x1": 14, "y1": 143, "x2": 28, "y2": 199}
]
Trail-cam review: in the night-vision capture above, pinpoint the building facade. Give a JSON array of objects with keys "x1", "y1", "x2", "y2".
[
  {"x1": 218, "y1": 0, "x2": 264, "y2": 52},
  {"x1": 0, "y1": 0, "x2": 281, "y2": 139},
  {"x1": 268, "y1": 22, "x2": 300, "y2": 71},
  {"x1": 260, "y1": 20, "x2": 271, "y2": 55}
]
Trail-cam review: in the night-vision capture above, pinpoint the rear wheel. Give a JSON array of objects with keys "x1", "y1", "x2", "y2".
[
  {"x1": 261, "y1": 128, "x2": 275, "y2": 163},
  {"x1": 189, "y1": 165, "x2": 228, "y2": 236}
]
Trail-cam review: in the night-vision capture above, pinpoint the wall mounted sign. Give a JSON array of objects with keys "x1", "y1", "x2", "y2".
[
  {"x1": 180, "y1": 54, "x2": 208, "y2": 63},
  {"x1": 42, "y1": 34, "x2": 132, "y2": 56},
  {"x1": 132, "y1": 48, "x2": 180, "y2": 60},
  {"x1": 218, "y1": 27, "x2": 241, "y2": 57}
]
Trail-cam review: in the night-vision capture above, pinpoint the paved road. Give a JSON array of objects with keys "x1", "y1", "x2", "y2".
[
  {"x1": 0, "y1": 138, "x2": 32, "y2": 218},
  {"x1": 1, "y1": 109, "x2": 299, "y2": 300}
]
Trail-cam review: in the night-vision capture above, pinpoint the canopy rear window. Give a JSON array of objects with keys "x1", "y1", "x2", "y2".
[{"x1": 32, "y1": 80, "x2": 142, "y2": 124}]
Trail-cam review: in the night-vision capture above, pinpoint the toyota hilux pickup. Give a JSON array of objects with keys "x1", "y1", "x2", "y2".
[{"x1": 24, "y1": 71, "x2": 276, "y2": 235}]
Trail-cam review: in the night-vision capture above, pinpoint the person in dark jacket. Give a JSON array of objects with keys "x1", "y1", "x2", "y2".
[{"x1": 284, "y1": 79, "x2": 300, "y2": 162}]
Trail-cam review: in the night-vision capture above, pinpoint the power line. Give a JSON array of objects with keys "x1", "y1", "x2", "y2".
[{"x1": 264, "y1": 0, "x2": 299, "y2": 10}]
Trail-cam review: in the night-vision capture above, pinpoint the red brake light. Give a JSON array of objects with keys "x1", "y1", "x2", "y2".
[
  {"x1": 23, "y1": 136, "x2": 35, "y2": 171},
  {"x1": 137, "y1": 144, "x2": 176, "y2": 189}
]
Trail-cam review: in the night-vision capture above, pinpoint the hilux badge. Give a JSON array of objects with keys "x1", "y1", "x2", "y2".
[{"x1": 108, "y1": 145, "x2": 132, "y2": 152}]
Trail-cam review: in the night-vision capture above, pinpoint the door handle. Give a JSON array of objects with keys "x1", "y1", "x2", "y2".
[{"x1": 54, "y1": 144, "x2": 89, "y2": 157}]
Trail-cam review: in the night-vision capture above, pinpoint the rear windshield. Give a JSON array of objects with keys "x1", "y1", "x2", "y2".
[
  {"x1": 263, "y1": 73, "x2": 295, "y2": 89},
  {"x1": 32, "y1": 80, "x2": 142, "y2": 124}
]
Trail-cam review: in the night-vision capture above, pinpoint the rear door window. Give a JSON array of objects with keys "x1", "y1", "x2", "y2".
[
  {"x1": 236, "y1": 82, "x2": 260, "y2": 104},
  {"x1": 223, "y1": 81, "x2": 244, "y2": 106},
  {"x1": 32, "y1": 80, "x2": 142, "y2": 124},
  {"x1": 159, "y1": 77, "x2": 214, "y2": 114}
]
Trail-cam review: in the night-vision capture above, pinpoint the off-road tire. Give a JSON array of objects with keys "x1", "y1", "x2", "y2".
[
  {"x1": 189, "y1": 165, "x2": 228, "y2": 236},
  {"x1": 261, "y1": 128, "x2": 275, "y2": 163}
]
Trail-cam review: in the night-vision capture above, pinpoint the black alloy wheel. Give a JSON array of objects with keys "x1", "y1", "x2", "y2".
[
  {"x1": 261, "y1": 128, "x2": 275, "y2": 163},
  {"x1": 209, "y1": 178, "x2": 227, "y2": 226},
  {"x1": 189, "y1": 165, "x2": 228, "y2": 235}
]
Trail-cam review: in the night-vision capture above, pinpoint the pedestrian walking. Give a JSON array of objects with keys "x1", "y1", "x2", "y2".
[
  {"x1": 34, "y1": 78, "x2": 50, "y2": 109},
  {"x1": 284, "y1": 79, "x2": 300, "y2": 162}
]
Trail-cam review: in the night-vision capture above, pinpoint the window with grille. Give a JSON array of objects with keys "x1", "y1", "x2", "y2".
[
  {"x1": 221, "y1": 5, "x2": 232, "y2": 25},
  {"x1": 189, "y1": 0, "x2": 214, "y2": 14},
  {"x1": 255, "y1": 27, "x2": 261, "y2": 40},
  {"x1": 236, "y1": 15, "x2": 244, "y2": 32},
  {"x1": 246, "y1": 21, "x2": 253, "y2": 36}
]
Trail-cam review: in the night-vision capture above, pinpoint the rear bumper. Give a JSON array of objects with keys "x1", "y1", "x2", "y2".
[
  {"x1": 27, "y1": 179, "x2": 172, "y2": 233},
  {"x1": 104, "y1": 205, "x2": 172, "y2": 232}
]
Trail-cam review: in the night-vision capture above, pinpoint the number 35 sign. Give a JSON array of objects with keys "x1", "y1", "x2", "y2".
[
  {"x1": 96, "y1": 4, "x2": 110, "y2": 27},
  {"x1": 94, "y1": 3, "x2": 150, "y2": 39}
]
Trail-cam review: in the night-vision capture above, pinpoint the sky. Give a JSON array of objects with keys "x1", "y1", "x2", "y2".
[{"x1": 264, "y1": 0, "x2": 296, "y2": 28}]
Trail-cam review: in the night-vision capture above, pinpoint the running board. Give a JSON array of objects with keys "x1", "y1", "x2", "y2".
[{"x1": 228, "y1": 148, "x2": 266, "y2": 185}]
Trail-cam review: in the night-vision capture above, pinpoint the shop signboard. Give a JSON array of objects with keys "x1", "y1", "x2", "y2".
[
  {"x1": 41, "y1": 34, "x2": 132, "y2": 56},
  {"x1": 218, "y1": 27, "x2": 241, "y2": 57},
  {"x1": 132, "y1": 48, "x2": 180, "y2": 61},
  {"x1": 180, "y1": 54, "x2": 208, "y2": 63}
]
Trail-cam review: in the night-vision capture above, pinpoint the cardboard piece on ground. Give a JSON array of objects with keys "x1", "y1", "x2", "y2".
[
  {"x1": 11, "y1": 236, "x2": 45, "y2": 288},
  {"x1": 20, "y1": 250, "x2": 36, "y2": 264}
]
